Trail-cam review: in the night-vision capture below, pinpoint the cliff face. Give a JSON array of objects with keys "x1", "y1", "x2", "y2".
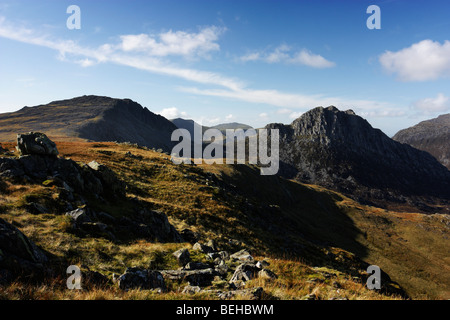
[
  {"x1": 393, "y1": 113, "x2": 450, "y2": 170},
  {"x1": 267, "y1": 106, "x2": 450, "y2": 211},
  {"x1": 0, "y1": 95, "x2": 178, "y2": 152}
]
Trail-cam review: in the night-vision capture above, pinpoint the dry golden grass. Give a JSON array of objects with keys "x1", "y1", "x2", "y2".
[{"x1": 1, "y1": 140, "x2": 449, "y2": 300}]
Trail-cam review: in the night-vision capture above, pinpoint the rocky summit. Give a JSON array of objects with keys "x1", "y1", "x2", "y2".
[
  {"x1": 393, "y1": 113, "x2": 450, "y2": 170},
  {"x1": 266, "y1": 106, "x2": 450, "y2": 212}
]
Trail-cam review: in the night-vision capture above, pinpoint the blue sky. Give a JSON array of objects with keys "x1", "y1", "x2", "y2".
[{"x1": 1, "y1": 0, "x2": 450, "y2": 136}]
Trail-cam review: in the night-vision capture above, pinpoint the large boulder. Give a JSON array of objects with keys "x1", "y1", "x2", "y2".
[
  {"x1": 16, "y1": 132, "x2": 58, "y2": 156},
  {"x1": 0, "y1": 218, "x2": 48, "y2": 278}
]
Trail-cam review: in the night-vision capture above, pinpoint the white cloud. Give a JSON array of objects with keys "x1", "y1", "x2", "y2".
[
  {"x1": 291, "y1": 49, "x2": 336, "y2": 68},
  {"x1": 276, "y1": 108, "x2": 292, "y2": 115},
  {"x1": 240, "y1": 45, "x2": 335, "y2": 68},
  {"x1": 0, "y1": 16, "x2": 399, "y2": 120},
  {"x1": 120, "y1": 26, "x2": 224, "y2": 58},
  {"x1": 77, "y1": 58, "x2": 96, "y2": 67},
  {"x1": 412, "y1": 93, "x2": 450, "y2": 114},
  {"x1": 289, "y1": 111, "x2": 303, "y2": 119},
  {"x1": 379, "y1": 39, "x2": 450, "y2": 81},
  {"x1": 225, "y1": 114, "x2": 234, "y2": 121},
  {"x1": 158, "y1": 107, "x2": 188, "y2": 119}
]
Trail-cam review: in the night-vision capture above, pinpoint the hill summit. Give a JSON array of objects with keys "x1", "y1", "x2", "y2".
[
  {"x1": 393, "y1": 113, "x2": 450, "y2": 170},
  {"x1": 0, "y1": 95, "x2": 177, "y2": 151},
  {"x1": 267, "y1": 106, "x2": 450, "y2": 212}
]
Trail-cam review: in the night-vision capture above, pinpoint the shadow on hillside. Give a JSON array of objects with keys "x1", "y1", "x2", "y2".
[{"x1": 214, "y1": 163, "x2": 369, "y2": 268}]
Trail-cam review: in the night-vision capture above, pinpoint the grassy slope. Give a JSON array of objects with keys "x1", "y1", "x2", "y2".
[{"x1": 0, "y1": 141, "x2": 448, "y2": 299}]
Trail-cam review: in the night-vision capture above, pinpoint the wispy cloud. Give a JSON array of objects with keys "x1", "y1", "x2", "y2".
[
  {"x1": 379, "y1": 39, "x2": 450, "y2": 81},
  {"x1": 119, "y1": 26, "x2": 225, "y2": 58},
  {"x1": 240, "y1": 45, "x2": 335, "y2": 68},
  {"x1": 0, "y1": 16, "x2": 398, "y2": 119},
  {"x1": 412, "y1": 93, "x2": 450, "y2": 115}
]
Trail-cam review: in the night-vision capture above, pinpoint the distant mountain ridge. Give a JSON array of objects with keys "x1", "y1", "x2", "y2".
[
  {"x1": 393, "y1": 113, "x2": 450, "y2": 169},
  {"x1": 266, "y1": 106, "x2": 450, "y2": 212},
  {"x1": 0, "y1": 95, "x2": 177, "y2": 151}
]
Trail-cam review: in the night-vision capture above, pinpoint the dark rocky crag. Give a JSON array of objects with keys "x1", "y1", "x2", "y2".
[
  {"x1": 266, "y1": 106, "x2": 450, "y2": 212},
  {"x1": 393, "y1": 113, "x2": 450, "y2": 170}
]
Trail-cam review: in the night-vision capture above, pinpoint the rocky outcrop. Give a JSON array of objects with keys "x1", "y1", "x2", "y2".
[
  {"x1": 393, "y1": 113, "x2": 450, "y2": 170},
  {"x1": 0, "y1": 135, "x2": 182, "y2": 244},
  {"x1": 0, "y1": 217, "x2": 48, "y2": 279},
  {"x1": 267, "y1": 106, "x2": 450, "y2": 211},
  {"x1": 16, "y1": 132, "x2": 59, "y2": 156}
]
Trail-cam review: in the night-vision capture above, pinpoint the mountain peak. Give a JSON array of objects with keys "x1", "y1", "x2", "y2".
[
  {"x1": 268, "y1": 106, "x2": 450, "y2": 211},
  {"x1": 0, "y1": 95, "x2": 177, "y2": 151}
]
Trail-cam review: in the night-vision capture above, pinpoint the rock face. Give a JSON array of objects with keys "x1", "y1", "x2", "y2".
[
  {"x1": 0, "y1": 218, "x2": 48, "y2": 277},
  {"x1": 16, "y1": 132, "x2": 58, "y2": 156},
  {"x1": 0, "y1": 136, "x2": 182, "y2": 244},
  {"x1": 393, "y1": 113, "x2": 450, "y2": 170},
  {"x1": 0, "y1": 95, "x2": 178, "y2": 152},
  {"x1": 267, "y1": 106, "x2": 450, "y2": 210}
]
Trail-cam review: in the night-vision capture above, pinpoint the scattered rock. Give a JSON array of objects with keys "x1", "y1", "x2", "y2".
[
  {"x1": 182, "y1": 285, "x2": 202, "y2": 294},
  {"x1": 229, "y1": 262, "x2": 260, "y2": 283},
  {"x1": 118, "y1": 267, "x2": 166, "y2": 291},
  {"x1": 230, "y1": 249, "x2": 254, "y2": 262},
  {"x1": 173, "y1": 248, "x2": 191, "y2": 267},
  {"x1": 161, "y1": 268, "x2": 217, "y2": 287},
  {"x1": 256, "y1": 260, "x2": 270, "y2": 269},
  {"x1": 258, "y1": 268, "x2": 278, "y2": 280},
  {"x1": 192, "y1": 242, "x2": 215, "y2": 253},
  {"x1": 184, "y1": 262, "x2": 210, "y2": 270},
  {"x1": 216, "y1": 287, "x2": 263, "y2": 300},
  {"x1": 65, "y1": 208, "x2": 93, "y2": 224}
]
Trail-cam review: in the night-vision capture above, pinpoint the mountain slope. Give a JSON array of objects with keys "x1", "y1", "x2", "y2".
[
  {"x1": 393, "y1": 114, "x2": 450, "y2": 169},
  {"x1": 0, "y1": 95, "x2": 177, "y2": 151},
  {"x1": 266, "y1": 106, "x2": 450, "y2": 212},
  {"x1": 171, "y1": 118, "x2": 207, "y2": 137},
  {"x1": 1, "y1": 140, "x2": 449, "y2": 299}
]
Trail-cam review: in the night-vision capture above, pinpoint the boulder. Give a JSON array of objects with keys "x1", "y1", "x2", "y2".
[
  {"x1": 230, "y1": 249, "x2": 254, "y2": 262},
  {"x1": 256, "y1": 260, "x2": 270, "y2": 269},
  {"x1": 192, "y1": 242, "x2": 215, "y2": 253},
  {"x1": 173, "y1": 248, "x2": 191, "y2": 267},
  {"x1": 182, "y1": 285, "x2": 202, "y2": 294},
  {"x1": 229, "y1": 262, "x2": 260, "y2": 283},
  {"x1": 0, "y1": 217, "x2": 48, "y2": 277},
  {"x1": 16, "y1": 132, "x2": 58, "y2": 156},
  {"x1": 258, "y1": 268, "x2": 278, "y2": 280},
  {"x1": 65, "y1": 208, "x2": 93, "y2": 224},
  {"x1": 118, "y1": 267, "x2": 166, "y2": 291}
]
